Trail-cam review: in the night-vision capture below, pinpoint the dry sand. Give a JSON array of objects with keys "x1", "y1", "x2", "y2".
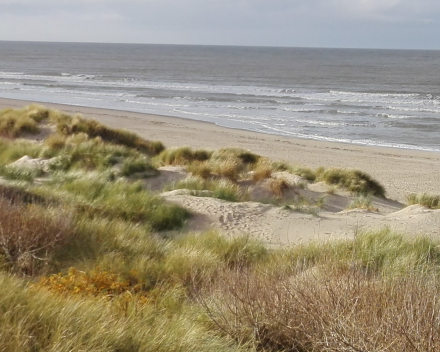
[{"x1": 2, "y1": 97, "x2": 440, "y2": 245}]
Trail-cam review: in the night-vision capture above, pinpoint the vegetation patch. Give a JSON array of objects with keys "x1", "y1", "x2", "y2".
[
  {"x1": 317, "y1": 167, "x2": 386, "y2": 197},
  {"x1": 56, "y1": 114, "x2": 164, "y2": 155},
  {"x1": 346, "y1": 193, "x2": 378, "y2": 211},
  {"x1": 36, "y1": 175, "x2": 189, "y2": 231},
  {"x1": 0, "y1": 105, "x2": 49, "y2": 137},
  {"x1": 0, "y1": 197, "x2": 74, "y2": 276},
  {"x1": 167, "y1": 176, "x2": 245, "y2": 202},
  {"x1": 154, "y1": 146, "x2": 212, "y2": 166},
  {"x1": 407, "y1": 193, "x2": 440, "y2": 209}
]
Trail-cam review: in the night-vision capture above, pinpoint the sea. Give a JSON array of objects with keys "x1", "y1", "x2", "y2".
[{"x1": 1, "y1": 41, "x2": 440, "y2": 152}]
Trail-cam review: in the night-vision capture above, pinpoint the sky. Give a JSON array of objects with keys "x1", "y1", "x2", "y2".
[{"x1": 1, "y1": 0, "x2": 440, "y2": 49}]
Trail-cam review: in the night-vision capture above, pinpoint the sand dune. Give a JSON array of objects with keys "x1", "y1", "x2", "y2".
[{"x1": 2, "y1": 97, "x2": 440, "y2": 245}]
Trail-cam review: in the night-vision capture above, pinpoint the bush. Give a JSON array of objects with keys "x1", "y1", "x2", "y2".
[
  {"x1": 201, "y1": 230, "x2": 440, "y2": 351},
  {"x1": 0, "y1": 198, "x2": 74, "y2": 275}
]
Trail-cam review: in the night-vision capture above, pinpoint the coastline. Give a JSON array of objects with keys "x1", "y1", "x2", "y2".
[{"x1": 1, "y1": 97, "x2": 439, "y2": 202}]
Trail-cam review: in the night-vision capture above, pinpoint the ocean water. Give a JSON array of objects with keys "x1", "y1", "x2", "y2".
[{"x1": 1, "y1": 41, "x2": 440, "y2": 152}]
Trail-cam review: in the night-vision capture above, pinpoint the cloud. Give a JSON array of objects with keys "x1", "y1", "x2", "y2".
[
  {"x1": 328, "y1": 0, "x2": 440, "y2": 21},
  {"x1": 0, "y1": 0, "x2": 439, "y2": 48}
]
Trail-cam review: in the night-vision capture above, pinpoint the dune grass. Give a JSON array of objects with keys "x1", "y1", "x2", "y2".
[
  {"x1": 0, "y1": 273, "x2": 242, "y2": 352},
  {"x1": 4, "y1": 104, "x2": 436, "y2": 352},
  {"x1": 154, "y1": 146, "x2": 212, "y2": 166},
  {"x1": 346, "y1": 193, "x2": 378, "y2": 211},
  {"x1": 0, "y1": 104, "x2": 50, "y2": 137},
  {"x1": 35, "y1": 174, "x2": 189, "y2": 231},
  {"x1": 55, "y1": 113, "x2": 165, "y2": 155},
  {"x1": 166, "y1": 175, "x2": 246, "y2": 202},
  {"x1": 200, "y1": 229, "x2": 440, "y2": 351},
  {"x1": 407, "y1": 193, "x2": 440, "y2": 209},
  {"x1": 317, "y1": 167, "x2": 386, "y2": 196}
]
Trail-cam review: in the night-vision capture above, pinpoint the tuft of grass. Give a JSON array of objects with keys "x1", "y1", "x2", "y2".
[
  {"x1": 168, "y1": 176, "x2": 244, "y2": 202},
  {"x1": 407, "y1": 193, "x2": 440, "y2": 209},
  {"x1": 346, "y1": 193, "x2": 378, "y2": 211},
  {"x1": 43, "y1": 133, "x2": 66, "y2": 150},
  {"x1": 210, "y1": 159, "x2": 241, "y2": 181},
  {"x1": 119, "y1": 156, "x2": 156, "y2": 177},
  {"x1": 318, "y1": 168, "x2": 386, "y2": 197},
  {"x1": 210, "y1": 147, "x2": 260, "y2": 166},
  {"x1": 0, "y1": 165, "x2": 44, "y2": 182},
  {"x1": 269, "y1": 178, "x2": 289, "y2": 198},
  {"x1": 251, "y1": 160, "x2": 273, "y2": 182},
  {"x1": 187, "y1": 160, "x2": 212, "y2": 178},
  {"x1": 36, "y1": 174, "x2": 189, "y2": 231},
  {"x1": 154, "y1": 147, "x2": 212, "y2": 166},
  {"x1": 0, "y1": 105, "x2": 50, "y2": 138},
  {"x1": 272, "y1": 162, "x2": 317, "y2": 182},
  {"x1": 56, "y1": 114, "x2": 164, "y2": 155},
  {"x1": 0, "y1": 139, "x2": 43, "y2": 165},
  {"x1": 291, "y1": 166, "x2": 317, "y2": 181},
  {"x1": 207, "y1": 148, "x2": 261, "y2": 181},
  {"x1": 177, "y1": 231, "x2": 268, "y2": 269}
]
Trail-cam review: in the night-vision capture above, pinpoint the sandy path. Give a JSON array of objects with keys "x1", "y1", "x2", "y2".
[{"x1": 161, "y1": 192, "x2": 440, "y2": 246}]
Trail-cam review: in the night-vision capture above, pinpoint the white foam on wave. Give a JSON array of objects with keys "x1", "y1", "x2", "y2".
[
  {"x1": 376, "y1": 113, "x2": 414, "y2": 119},
  {"x1": 295, "y1": 118, "x2": 347, "y2": 127}
]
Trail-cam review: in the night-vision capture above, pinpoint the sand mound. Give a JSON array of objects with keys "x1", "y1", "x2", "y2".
[
  {"x1": 8, "y1": 155, "x2": 56, "y2": 172},
  {"x1": 157, "y1": 167, "x2": 439, "y2": 245}
]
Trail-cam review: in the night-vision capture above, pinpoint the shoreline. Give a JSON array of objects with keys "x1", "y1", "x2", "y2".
[{"x1": 1, "y1": 97, "x2": 440, "y2": 202}]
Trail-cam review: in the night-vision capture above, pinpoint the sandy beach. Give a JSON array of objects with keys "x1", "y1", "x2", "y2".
[
  {"x1": 1, "y1": 97, "x2": 440, "y2": 245},
  {"x1": 2, "y1": 97, "x2": 439, "y2": 202}
]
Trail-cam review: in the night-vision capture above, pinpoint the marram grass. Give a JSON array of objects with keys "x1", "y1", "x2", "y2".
[{"x1": 3, "y1": 105, "x2": 437, "y2": 352}]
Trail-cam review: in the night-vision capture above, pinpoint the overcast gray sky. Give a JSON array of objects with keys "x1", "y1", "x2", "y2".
[{"x1": 1, "y1": 0, "x2": 440, "y2": 49}]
